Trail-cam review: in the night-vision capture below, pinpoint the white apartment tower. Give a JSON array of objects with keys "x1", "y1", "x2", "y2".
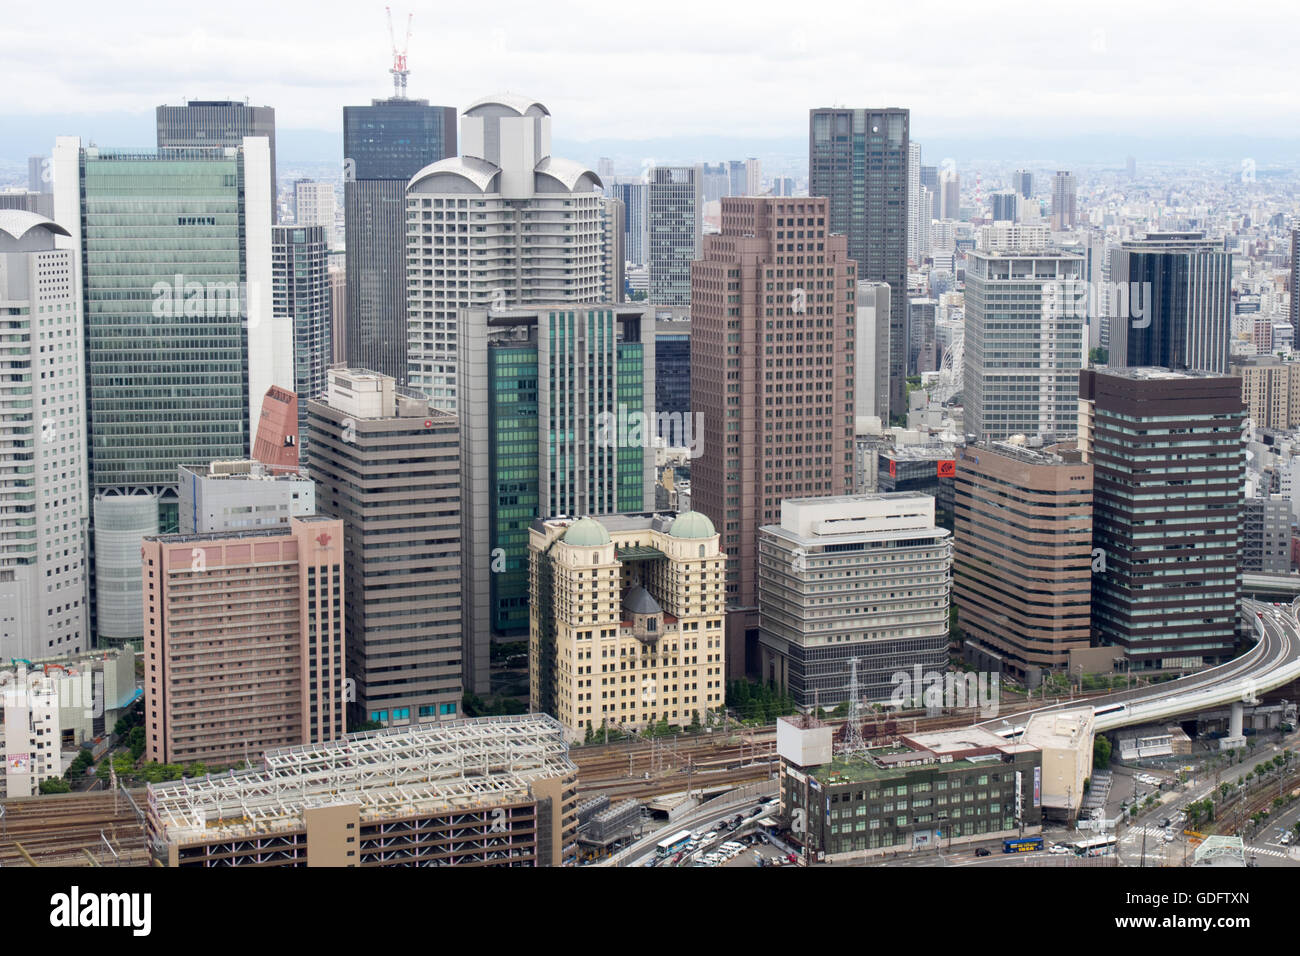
[
  {"x1": 0, "y1": 211, "x2": 88, "y2": 660},
  {"x1": 406, "y1": 95, "x2": 606, "y2": 412},
  {"x1": 907, "y1": 142, "x2": 922, "y2": 265}
]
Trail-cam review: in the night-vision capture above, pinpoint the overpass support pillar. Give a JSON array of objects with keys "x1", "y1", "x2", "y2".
[{"x1": 1219, "y1": 700, "x2": 1247, "y2": 751}]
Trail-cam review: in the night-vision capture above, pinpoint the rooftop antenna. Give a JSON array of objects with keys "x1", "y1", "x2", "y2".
[
  {"x1": 386, "y1": 7, "x2": 413, "y2": 99},
  {"x1": 837, "y1": 658, "x2": 870, "y2": 760}
]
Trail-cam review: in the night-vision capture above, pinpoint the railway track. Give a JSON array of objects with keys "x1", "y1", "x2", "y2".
[{"x1": 0, "y1": 790, "x2": 150, "y2": 867}]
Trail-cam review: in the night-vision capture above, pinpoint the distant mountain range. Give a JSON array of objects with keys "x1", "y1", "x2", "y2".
[{"x1": 4, "y1": 112, "x2": 1298, "y2": 176}]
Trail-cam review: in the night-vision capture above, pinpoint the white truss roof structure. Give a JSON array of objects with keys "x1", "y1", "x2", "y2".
[{"x1": 147, "y1": 715, "x2": 576, "y2": 846}]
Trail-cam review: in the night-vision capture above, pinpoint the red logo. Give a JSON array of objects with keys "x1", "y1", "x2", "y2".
[
  {"x1": 423, "y1": 419, "x2": 433, "y2": 428},
  {"x1": 937, "y1": 460, "x2": 956, "y2": 478},
  {"x1": 316, "y1": 532, "x2": 332, "y2": 548}
]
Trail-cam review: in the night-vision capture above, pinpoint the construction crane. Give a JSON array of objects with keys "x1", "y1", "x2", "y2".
[{"x1": 386, "y1": 7, "x2": 413, "y2": 99}]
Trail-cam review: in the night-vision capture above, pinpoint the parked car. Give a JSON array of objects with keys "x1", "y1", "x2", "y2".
[{"x1": 975, "y1": 847, "x2": 991, "y2": 857}]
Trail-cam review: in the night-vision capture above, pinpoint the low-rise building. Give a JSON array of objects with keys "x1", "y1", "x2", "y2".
[
  {"x1": 146, "y1": 715, "x2": 578, "y2": 866},
  {"x1": 777, "y1": 718, "x2": 1042, "y2": 862}
]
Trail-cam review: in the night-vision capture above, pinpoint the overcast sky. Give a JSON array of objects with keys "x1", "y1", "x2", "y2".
[{"x1": 3, "y1": 0, "x2": 1297, "y2": 145}]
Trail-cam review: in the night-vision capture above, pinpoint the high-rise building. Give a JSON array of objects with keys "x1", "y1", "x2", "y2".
[
  {"x1": 54, "y1": 136, "x2": 283, "y2": 644},
  {"x1": 964, "y1": 247, "x2": 1086, "y2": 440},
  {"x1": 701, "y1": 162, "x2": 730, "y2": 203},
  {"x1": 939, "y1": 171, "x2": 960, "y2": 221},
  {"x1": 0, "y1": 667, "x2": 59, "y2": 798},
  {"x1": 646, "y1": 165, "x2": 702, "y2": 306},
  {"x1": 954, "y1": 441, "x2": 1093, "y2": 680},
  {"x1": 329, "y1": 264, "x2": 347, "y2": 364},
  {"x1": 0, "y1": 189, "x2": 54, "y2": 219},
  {"x1": 855, "y1": 281, "x2": 891, "y2": 426},
  {"x1": 990, "y1": 190, "x2": 1018, "y2": 222},
  {"x1": 142, "y1": 515, "x2": 346, "y2": 765},
  {"x1": 757, "y1": 494, "x2": 951, "y2": 707},
  {"x1": 0, "y1": 211, "x2": 88, "y2": 661},
  {"x1": 655, "y1": 315, "x2": 691, "y2": 442},
  {"x1": 27, "y1": 155, "x2": 52, "y2": 194},
  {"x1": 458, "y1": 305, "x2": 655, "y2": 695},
  {"x1": 809, "y1": 107, "x2": 908, "y2": 419},
  {"x1": 601, "y1": 196, "x2": 625, "y2": 303},
  {"x1": 608, "y1": 180, "x2": 647, "y2": 267},
  {"x1": 1231, "y1": 355, "x2": 1300, "y2": 430},
  {"x1": 1242, "y1": 495, "x2": 1289, "y2": 575},
  {"x1": 1290, "y1": 228, "x2": 1299, "y2": 347},
  {"x1": 907, "y1": 142, "x2": 922, "y2": 264},
  {"x1": 691, "y1": 197, "x2": 857, "y2": 675},
  {"x1": 1014, "y1": 169, "x2": 1033, "y2": 200},
  {"x1": 272, "y1": 225, "x2": 331, "y2": 462},
  {"x1": 529, "y1": 512, "x2": 726, "y2": 740},
  {"x1": 1108, "y1": 232, "x2": 1232, "y2": 375},
  {"x1": 907, "y1": 297, "x2": 939, "y2": 375},
  {"x1": 920, "y1": 164, "x2": 939, "y2": 219},
  {"x1": 294, "y1": 179, "x2": 336, "y2": 235},
  {"x1": 343, "y1": 97, "x2": 457, "y2": 383},
  {"x1": 597, "y1": 157, "x2": 615, "y2": 182},
  {"x1": 406, "y1": 95, "x2": 605, "y2": 411},
  {"x1": 178, "y1": 460, "x2": 315, "y2": 534},
  {"x1": 1081, "y1": 368, "x2": 1244, "y2": 669},
  {"x1": 307, "y1": 368, "x2": 462, "y2": 726},
  {"x1": 156, "y1": 100, "x2": 277, "y2": 220},
  {"x1": 1050, "y1": 171, "x2": 1076, "y2": 231}
]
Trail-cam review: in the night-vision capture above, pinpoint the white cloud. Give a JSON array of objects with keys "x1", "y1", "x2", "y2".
[{"x1": 2, "y1": 0, "x2": 1297, "y2": 141}]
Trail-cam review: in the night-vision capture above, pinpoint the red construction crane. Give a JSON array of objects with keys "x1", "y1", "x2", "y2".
[{"x1": 386, "y1": 7, "x2": 413, "y2": 98}]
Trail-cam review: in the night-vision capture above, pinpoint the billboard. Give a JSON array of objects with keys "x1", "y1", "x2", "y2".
[
  {"x1": 1033, "y1": 766, "x2": 1042, "y2": 807},
  {"x1": 937, "y1": 460, "x2": 955, "y2": 478},
  {"x1": 7, "y1": 753, "x2": 30, "y2": 772}
]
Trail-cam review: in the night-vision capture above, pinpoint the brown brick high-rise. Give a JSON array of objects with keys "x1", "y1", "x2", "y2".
[{"x1": 691, "y1": 197, "x2": 856, "y2": 677}]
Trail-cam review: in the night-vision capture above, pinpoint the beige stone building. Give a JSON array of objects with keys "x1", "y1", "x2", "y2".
[
  {"x1": 529, "y1": 512, "x2": 727, "y2": 741},
  {"x1": 1232, "y1": 356, "x2": 1300, "y2": 430}
]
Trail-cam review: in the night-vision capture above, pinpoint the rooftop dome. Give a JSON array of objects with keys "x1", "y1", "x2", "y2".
[
  {"x1": 563, "y1": 517, "x2": 611, "y2": 547},
  {"x1": 668, "y1": 511, "x2": 715, "y2": 539},
  {"x1": 623, "y1": 585, "x2": 662, "y2": 616}
]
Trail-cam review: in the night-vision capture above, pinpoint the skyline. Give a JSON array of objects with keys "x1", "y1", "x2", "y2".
[{"x1": 6, "y1": 0, "x2": 1300, "y2": 167}]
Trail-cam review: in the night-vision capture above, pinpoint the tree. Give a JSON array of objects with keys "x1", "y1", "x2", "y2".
[
  {"x1": 39, "y1": 777, "x2": 71, "y2": 794},
  {"x1": 1092, "y1": 735, "x2": 1112, "y2": 769}
]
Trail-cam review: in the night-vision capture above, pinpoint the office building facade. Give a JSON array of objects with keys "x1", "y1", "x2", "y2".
[
  {"x1": 142, "y1": 515, "x2": 346, "y2": 765},
  {"x1": 272, "y1": 225, "x2": 331, "y2": 461},
  {"x1": 458, "y1": 305, "x2": 655, "y2": 695},
  {"x1": 757, "y1": 494, "x2": 951, "y2": 707},
  {"x1": 953, "y1": 442, "x2": 1093, "y2": 679},
  {"x1": 529, "y1": 513, "x2": 726, "y2": 741},
  {"x1": 406, "y1": 95, "x2": 605, "y2": 412},
  {"x1": 343, "y1": 97, "x2": 457, "y2": 383},
  {"x1": 157, "y1": 100, "x2": 276, "y2": 219},
  {"x1": 307, "y1": 368, "x2": 462, "y2": 726},
  {"x1": 809, "y1": 107, "x2": 909, "y2": 419},
  {"x1": 964, "y1": 248, "x2": 1086, "y2": 441},
  {"x1": 1081, "y1": 368, "x2": 1244, "y2": 669},
  {"x1": 646, "y1": 165, "x2": 702, "y2": 307},
  {"x1": 1050, "y1": 171, "x2": 1076, "y2": 231},
  {"x1": 1108, "y1": 232, "x2": 1232, "y2": 375},
  {"x1": 0, "y1": 212, "x2": 88, "y2": 661},
  {"x1": 691, "y1": 197, "x2": 857, "y2": 675},
  {"x1": 53, "y1": 136, "x2": 282, "y2": 644}
]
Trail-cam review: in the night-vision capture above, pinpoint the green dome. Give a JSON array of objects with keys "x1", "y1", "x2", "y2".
[
  {"x1": 669, "y1": 511, "x2": 716, "y2": 539},
  {"x1": 564, "y1": 517, "x2": 611, "y2": 547}
]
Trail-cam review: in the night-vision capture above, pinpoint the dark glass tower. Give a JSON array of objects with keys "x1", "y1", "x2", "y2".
[
  {"x1": 342, "y1": 98, "x2": 456, "y2": 383},
  {"x1": 272, "y1": 225, "x2": 330, "y2": 463},
  {"x1": 1109, "y1": 232, "x2": 1232, "y2": 375},
  {"x1": 1082, "y1": 368, "x2": 1243, "y2": 669},
  {"x1": 809, "y1": 107, "x2": 909, "y2": 419}
]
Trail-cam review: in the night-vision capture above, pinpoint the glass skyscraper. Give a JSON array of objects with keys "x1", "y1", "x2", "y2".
[
  {"x1": 459, "y1": 305, "x2": 655, "y2": 693},
  {"x1": 54, "y1": 136, "x2": 279, "y2": 644},
  {"x1": 809, "y1": 107, "x2": 910, "y2": 419},
  {"x1": 272, "y1": 224, "x2": 330, "y2": 462},
  {"x1": 343, "y1": 98, "x2": 456, "y2": 383}
]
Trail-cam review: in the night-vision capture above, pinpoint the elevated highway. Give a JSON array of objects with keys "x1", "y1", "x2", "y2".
[{"x1": 983, "y1": 596, "x2": 1300, "y2": 736}]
